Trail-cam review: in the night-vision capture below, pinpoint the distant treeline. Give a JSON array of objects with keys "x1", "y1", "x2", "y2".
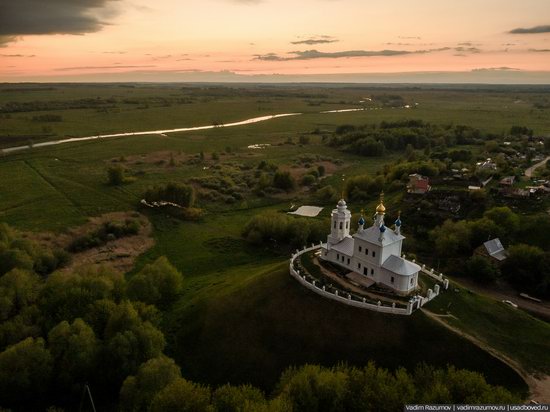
[
  {"x1": 327, "y1": 120, "x2": 495, "y2": 157},
  {"x1": 0, "y1": 98, "x2": 117, "y2": 113}
]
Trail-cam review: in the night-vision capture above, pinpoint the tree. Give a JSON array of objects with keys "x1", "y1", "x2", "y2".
[
  {"x1": 103, "y1": 302, "x2": 165, "y2": 387},
  {"x1": 316, "y1": 185, "x2": 337, "y2": 203},
  {"x1": 464, "y1": 256, "x2": 500, "y2": 283},
  {"x1": 301, "y1": 174, "x2": 316, "y2": 186},
  {"x1": 108, "y1": 165, "x2": 126, "y2": 186},
  {"x1": 149, "y1": 378, "x2": 212, "y2": 412},
  {"x1": 430, "y1": 220, "x2": 471, "y2": 258},
  {"x1": 317, "y1": 165, "x2": 325, "y2": 177},
  {"x1": 272, "y1": 171, "x2": 296, "y2": 192},
  {"x1": 502, "y1": 244, "x2": 545, "y2": 292},
  {"x1": 483, "y1": 207, "x2": 519, "y2": 238},
  {"x1": 0, "y1": 247, "x2": 34, "y2": 276},
  {"x1": 120, "y1": 356, "x2": 182, "y2": 412},
  {"x1": 276, "y1": 365, "x2": 348, "y2": 411},
  {"x1": 38, "y1": 267, "x2": 126, "y2": 330},
  {"x1": 212, "y1": 384, "x2": 266, "y2": 412},
  {"x1": 0, "y1": 269, "x2": 41, "y2": 321},
  {"x1": 127, "y1": 257, "x2": 183, "y2": 306},
  {"x1": 0, "y1": 337, "x2": 53, "y2": 407},
  {"x1": 48, "y1": 318, "x2": 98, "y2": 393}
]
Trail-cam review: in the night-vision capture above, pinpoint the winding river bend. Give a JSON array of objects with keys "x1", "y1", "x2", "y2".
[
  {"x1": 1, "y1": 112, "x2": 303, "y2": 154},
  {"x1": 0, "y1": 106, "x2": 395, "y2": 155}
]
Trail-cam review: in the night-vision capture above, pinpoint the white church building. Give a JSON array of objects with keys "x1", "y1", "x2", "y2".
[{"x1": 320, "y1": 196, "x2": 420, "y2": 295}]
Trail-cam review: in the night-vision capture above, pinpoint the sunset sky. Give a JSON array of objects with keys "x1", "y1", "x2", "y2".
[{"x1": 1, "y1": 0, "x2": 549, "y2": 82}]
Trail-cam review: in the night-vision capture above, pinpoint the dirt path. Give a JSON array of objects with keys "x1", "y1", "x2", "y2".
[
  {"x1": 422, "y1": 308, "x2": 550, "y2": 403},
  {"x1": 525, "y1": 156, "x2": 550, "y2": 178}
]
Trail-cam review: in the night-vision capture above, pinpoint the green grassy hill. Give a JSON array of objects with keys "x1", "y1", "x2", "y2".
[{"x1": 162, "y1": 261, "x2": 528, "y2": 395}]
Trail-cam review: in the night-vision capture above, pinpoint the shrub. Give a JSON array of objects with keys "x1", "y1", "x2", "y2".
[
  {"x1": 272, "y1": 171, "x2": 296, "y2": 192},
  {"x1": 301, "y1": 174, "x2": 316, "y2": 186},
  {"x1": 107, "y1": 166, "x2": 126, "y2": 186}
]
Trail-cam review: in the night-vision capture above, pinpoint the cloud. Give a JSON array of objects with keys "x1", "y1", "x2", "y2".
[
  {"x1": 0, "y1": 53, "x2": 35, "y2": 57},
  {"x1": 0, "y1": 0, "x2": 120, "y2": 43},
  {"x1": 454, "y1": 46, "x2": 482, "y2": 54},
  {"x1": 471, "y1": 67, "x2": 520, "y2": 72},
  {"x1": 102, "y1": 51, "x2": 127, "y2": 54},
  {"x1": 457, "y1": 42, "x2": 481, "y2": 47},
  {"x1": 291, "y1": 36, "x2": 338, "y2": 45},
  {"x1": 54, "y1": 65, "x2": 156, "y2": 71},
  {"x1": 529, "y1": 48, "x2": 550, "y2": 52},
  {"x1": 509, "y1": 25, "x2": 550, "y2": 34},
  {"x1": 254, "y1": 47, "x2": 450, "y2": 61}
]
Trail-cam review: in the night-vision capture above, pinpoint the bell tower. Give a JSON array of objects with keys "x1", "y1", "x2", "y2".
[{"x1": 327, "y1": 199, "x2": 351, "y2": 245}]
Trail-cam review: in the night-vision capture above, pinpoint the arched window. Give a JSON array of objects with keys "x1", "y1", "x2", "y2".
[{"x1": 339, "y1": 222, "x2": 343, "y2": 230}]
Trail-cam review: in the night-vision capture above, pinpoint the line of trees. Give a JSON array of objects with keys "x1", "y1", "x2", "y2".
[
  {"x1": 243, "y1": 212, "x2": 326, "y2": 250},
  {"x1": 144, "y1": 182, "x2": 196, "y2": 208},
  {"x1": 118, "y1": 361, "x2": 518, "y2": 412},
  {"x1": 328, "y1": 121, "x2": 492, "y2": 157}
]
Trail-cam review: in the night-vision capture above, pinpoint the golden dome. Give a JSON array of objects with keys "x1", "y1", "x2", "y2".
[{"x1": 376, "y1": 203, "x2": 386, "y2": 213}]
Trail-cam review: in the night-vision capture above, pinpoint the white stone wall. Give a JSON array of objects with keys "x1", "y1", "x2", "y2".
[{"x1": 291, "y1": 244, "x2": 413, "y2": 315}]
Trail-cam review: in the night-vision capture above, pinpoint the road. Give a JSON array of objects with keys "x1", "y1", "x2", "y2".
[{"x1": 525, "y1": 156, "x2": 550, "y2": 178}]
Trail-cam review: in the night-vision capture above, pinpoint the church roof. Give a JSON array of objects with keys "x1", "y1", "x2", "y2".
[
  {"x1": 354, "y1": 225, "x2": 404, "y2": 246},
  {"x1": 381, "y1": 255, "x2": 420, "y2": 277},
  {"x1": 330, "y1": 236, "x2": 354, "y2": 256}
]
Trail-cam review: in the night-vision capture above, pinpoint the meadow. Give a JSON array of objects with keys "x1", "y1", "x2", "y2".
[{"x1": 1, "y1": 83, "x2": 550, "y2": 398}]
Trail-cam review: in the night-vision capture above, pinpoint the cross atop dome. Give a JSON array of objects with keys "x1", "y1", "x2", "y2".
[{"x1": 376, "y1": 192, "x2": 385, "y2": 214}]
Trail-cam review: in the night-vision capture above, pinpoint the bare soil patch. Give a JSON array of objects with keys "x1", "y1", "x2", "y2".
[{"x1": 23, "y1": 211, "x2": 154, "y2": 273}]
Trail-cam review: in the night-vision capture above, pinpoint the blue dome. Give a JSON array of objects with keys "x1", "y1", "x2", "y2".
[
  {"x1": 395, "y1": 218, "x2": 402, "y2": 227},
  {"x1": 358, "y1": 216, "x2": 365, "y2": 225},
  {"x1": 379, "y1": 224, "x2": 386, "y2": 233}
]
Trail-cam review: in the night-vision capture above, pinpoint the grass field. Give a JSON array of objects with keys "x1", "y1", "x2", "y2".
[
  {"x1": 1, "y1": 83, "x2": 550, "y2": 397},
  {"x1": 2, "y1": 84, "x2": 550, "y2": 150}
]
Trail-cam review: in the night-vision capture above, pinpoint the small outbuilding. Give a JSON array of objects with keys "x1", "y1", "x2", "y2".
[{"x1": 476, "y1": 238, "x2": 508, "y2": 262}]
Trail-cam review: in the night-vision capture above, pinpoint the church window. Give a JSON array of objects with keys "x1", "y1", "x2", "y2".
[
  {"x1": 358, "y1": 263, "x2": 361, "y2": 269},
  {"x1": 336, "y1": 253, "x2": 339, "y2": 260},
  {"x1": 363, "y1": 267, "x2": 368, "y2": 275},
  {"x1": 341, "y1": 255, "x2": 344, "y2": 262},
  {"x1": 410, "y1": 277, "x2": 414, "y2": 285},
  {"x1": 334, "y1": 221, "x2": 336, "y2": 229},
  {"x1": 347, "y1": 258, "x2": 350, "y2": 265},
  {"x1": 372, "y1": 251, "x2": 376, "y2": 257},
  {"x1": 365, "y1": 248, "x2": 368, "y2": 255},
  {"x1": 371, "y1": 269, "x2": 374, "y2": 275},
  {"x1": 391, "y1": 276, "x2": 394, "y2": 283},
  {"x1": 346, "y1": 221, "x2": 349, "y2": 229},
  {"x1": 339, "y1": 222, "x2": 343, "y2": 230},
  {"x1": 359, "y1": 246, "x2": 362, "y2": 252}
]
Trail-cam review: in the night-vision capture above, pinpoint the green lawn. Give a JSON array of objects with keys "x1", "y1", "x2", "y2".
[
  {"x1": 425, "y1": 281, "x2": 550, "y2": 375},
  {"x1": 164, "y1": 261, "x2": 527, "y2": 395}
]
